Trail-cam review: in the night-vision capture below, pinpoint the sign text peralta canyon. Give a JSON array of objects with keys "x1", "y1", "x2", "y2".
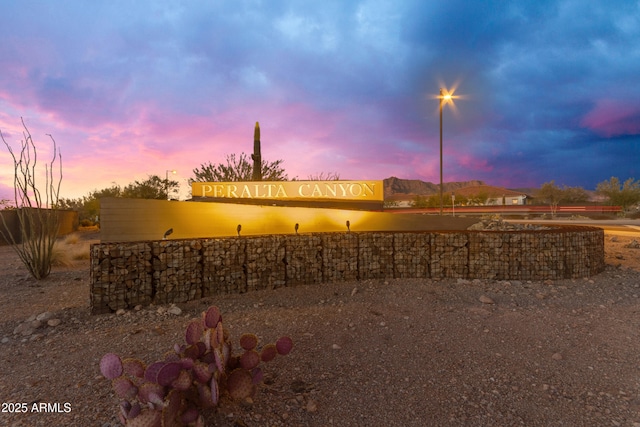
[{"x1": 192, "y1": 180, "x2": 383, "y2": 201}]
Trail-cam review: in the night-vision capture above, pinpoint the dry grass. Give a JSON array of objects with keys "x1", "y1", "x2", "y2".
[{"x1": 51, "y1": 233, "x2": 91, "y2": 267}]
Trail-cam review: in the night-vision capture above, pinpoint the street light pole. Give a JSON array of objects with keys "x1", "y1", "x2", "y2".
[
  {"x1": 437, "y1": 87, "x2": 458, "y2": 216},
  {"x1": 439, "y1": 88, "x2": 444, "y2": 216},
  {"x1": 165, "y1": 169, "x2": 176, "y2": 200}
]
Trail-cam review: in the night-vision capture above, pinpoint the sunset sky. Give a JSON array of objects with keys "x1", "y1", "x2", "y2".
[{"x1": 1, "y1": 0, "x2": 639, "y2": 201}]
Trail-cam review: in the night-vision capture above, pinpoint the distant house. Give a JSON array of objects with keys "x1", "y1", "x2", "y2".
[
  {"x1": 384, "y1": 193, "x2": 416, "y2": 208},
  {"x1": 384, "y1": 185, "x2": 532, "y2": 208},
  {"x1": 453, "y1": 185, "x2": 531, "y2": 206}
]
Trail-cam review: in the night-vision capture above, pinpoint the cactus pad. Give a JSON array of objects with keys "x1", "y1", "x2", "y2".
[
  {"x1": 192, "y1": 361, "x2": 212, "y2": 383},
  {"x1": 100, "y1": 353, "x2": 123, "y2": 379},
  {"x1": 185, "y1": 320, "x2": 204, "y2": 345},
  {"x1": 138, "y1": 382, "x2": 165, "y2": 405},
  {"x1": 204, "y1": 306, "x2": 222, "y2": 328},
  {"x1": 122, "y1": 358, "x2": 146, "y2": 378},
  {"x1": 210, "y1": 376, "x2": 219, "y2": 406},
  {"x1": 251, "y1": 367, "x2": 264, "y2": 385},
  {"x1": 196, "y1": 382, "x2": 214, "y2": 408},
  {"x1": 239, "y1": 333, "x2": 258, "y2": 351},
  {"x1": 260, "y1": 344, "x2": 277, "y2": 362},
  {"x1": 216, "y1": 322, "x2": 225, "y2": 346},
  {"x1": 161, "y1": 389, "x2": 182, "y2": 427},
  {"x1": 144, "y1": 361, "x2": 165, "y2": 383},
  {"x1": 240, "y1": 350, "x2": 260, "y2": 370},
  {"x1": 157, "y1": 362, "x2": 182, "y2": 387},
  {"x1": 276, "y1": 336, "x2": 293, "y2": 355},
  {"x1": 112, "y1": 376, "x2": 137, "y2": 399},
  {"x1": 184, "y1": 341, "x2": 206, "y2": 360},
  {"x1": 213, "y1": 348, "x2": 224, "y2": 374},
  {"x1": 171, "y1": 369, "x2": 192, "y2": 391},
  {"x1": 179, "y1": 357, "x2": 194, "y2": 370},
  {"x1": 127, "y1": 402, "x2": 141, "y2": 420},
  {"x1": 180, "y1": 406, "x2": 200, "y2": 424},
  {"x1": 226, "y1": 368, "x2": 254, "y2": 400}
]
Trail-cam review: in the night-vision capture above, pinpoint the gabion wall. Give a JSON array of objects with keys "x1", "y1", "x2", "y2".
[{"x1": 90, "y1": 227, "x2": 604, "y2": 314}]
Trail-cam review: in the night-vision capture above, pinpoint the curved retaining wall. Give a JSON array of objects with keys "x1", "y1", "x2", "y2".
[{"x1": 90, "y1": 226, "x2": 604, "y2": 314}]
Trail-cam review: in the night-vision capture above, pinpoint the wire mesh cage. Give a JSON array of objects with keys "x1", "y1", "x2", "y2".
[{"x1": 90, "y1": 227, "x2": 605, "y2": 313}]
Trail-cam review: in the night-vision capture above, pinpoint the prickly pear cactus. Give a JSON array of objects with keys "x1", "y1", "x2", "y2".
[{"x1": 100, "y1": 304, "x2": 293, "y2": 426}]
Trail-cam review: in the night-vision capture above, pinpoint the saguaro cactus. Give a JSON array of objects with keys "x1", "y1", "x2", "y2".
[{"x1": 251, "y1": 122, "x2": 262, "y2": 181}]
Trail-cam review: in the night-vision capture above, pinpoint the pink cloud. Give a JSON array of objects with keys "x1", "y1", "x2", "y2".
[
  {"x1": 457, "y1": 154, "x2": 494, "y2": 173},
  {"x1": 580, "y1": 99, "x2": 640, "y2": 137}
]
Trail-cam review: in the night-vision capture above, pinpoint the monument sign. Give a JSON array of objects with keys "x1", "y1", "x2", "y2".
[{"x1": 191, "y1": 180, "x2": 383, "y2": 202}]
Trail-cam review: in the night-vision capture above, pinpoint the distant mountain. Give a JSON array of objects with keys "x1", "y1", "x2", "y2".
[{"x1": 383, "y1": 176, "x2": 485, "y2": 197}]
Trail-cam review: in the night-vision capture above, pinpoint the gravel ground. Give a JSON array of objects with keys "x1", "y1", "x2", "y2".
[{"x1": 1, "y1": 230, "x2": 640, "y2": 426}]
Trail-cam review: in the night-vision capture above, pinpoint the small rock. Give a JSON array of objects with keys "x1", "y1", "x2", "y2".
[
  {"x1": 134, "y1": 305, "x2": 143, "y2": 311},
  {"x1": 13, "y1": 321, "x2": 35, "y2": 336},
  {"x1": 157, "y1": 307, "x2": 167, "y2": 315},
  {"x1": 1, "y1": 337, "x2": 9, "y2": 344},
  {"x1": 479, "y1": 295, "x2": 495, "y2": 304},
  {"x1": 332, "y1": 344, "x2": 341, "y2": 350},
  {"x1": 552, "y1": 353, "x2": 563, "y2": 360},
  {"x1": 36, "y1": 312, "x2": 53, "y2": 322},
  {"x1": 116, "y1": 309, "x2": 126, "y2": 316},
  {"x1": 30, "y1": 320, "x2": 43, "y2": 329},
  {"x1": 47, "y1": 319, "x2": 61, "y2": 327},
  {"x1": 167, "y1": 306, "x2": 182, "y2": 316},
  {"x1": 351, "y1": 287, "x2": 358, "y2": 296},
  {"x1": 305, "y1": 399, "x2": 318, "y2": 412}
]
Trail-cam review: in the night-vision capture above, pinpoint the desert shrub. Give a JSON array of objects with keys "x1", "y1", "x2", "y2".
[
  {"x1": 50, "y1": 234, "x2": 91, "y2": 266},
  {"x1": 61, "y1": 233, "x2": 80, "y2": 245}
]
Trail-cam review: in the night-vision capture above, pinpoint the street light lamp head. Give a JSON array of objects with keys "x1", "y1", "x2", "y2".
[{"x1": 438, "y1": 88, "x2": 458, "y2": 105}]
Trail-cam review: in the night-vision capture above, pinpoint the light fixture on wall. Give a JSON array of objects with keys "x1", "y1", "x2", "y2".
[
  {"x1": 236, "y1": 224, "x2": 242, "y2": 236},
  {"x1": 163, "y1": 228, "x2": 173, "y2": 240},
  {"x1": 346, "y1": 220, "x2": 351, "y2": 232},
  {"x1": 294, "y1": 223, "x2": 299, "y2": 234}
]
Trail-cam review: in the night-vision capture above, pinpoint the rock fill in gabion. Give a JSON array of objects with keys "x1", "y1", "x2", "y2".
[{"x1": 91, "y1": 227, "x2": 604, "y2": 313}]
